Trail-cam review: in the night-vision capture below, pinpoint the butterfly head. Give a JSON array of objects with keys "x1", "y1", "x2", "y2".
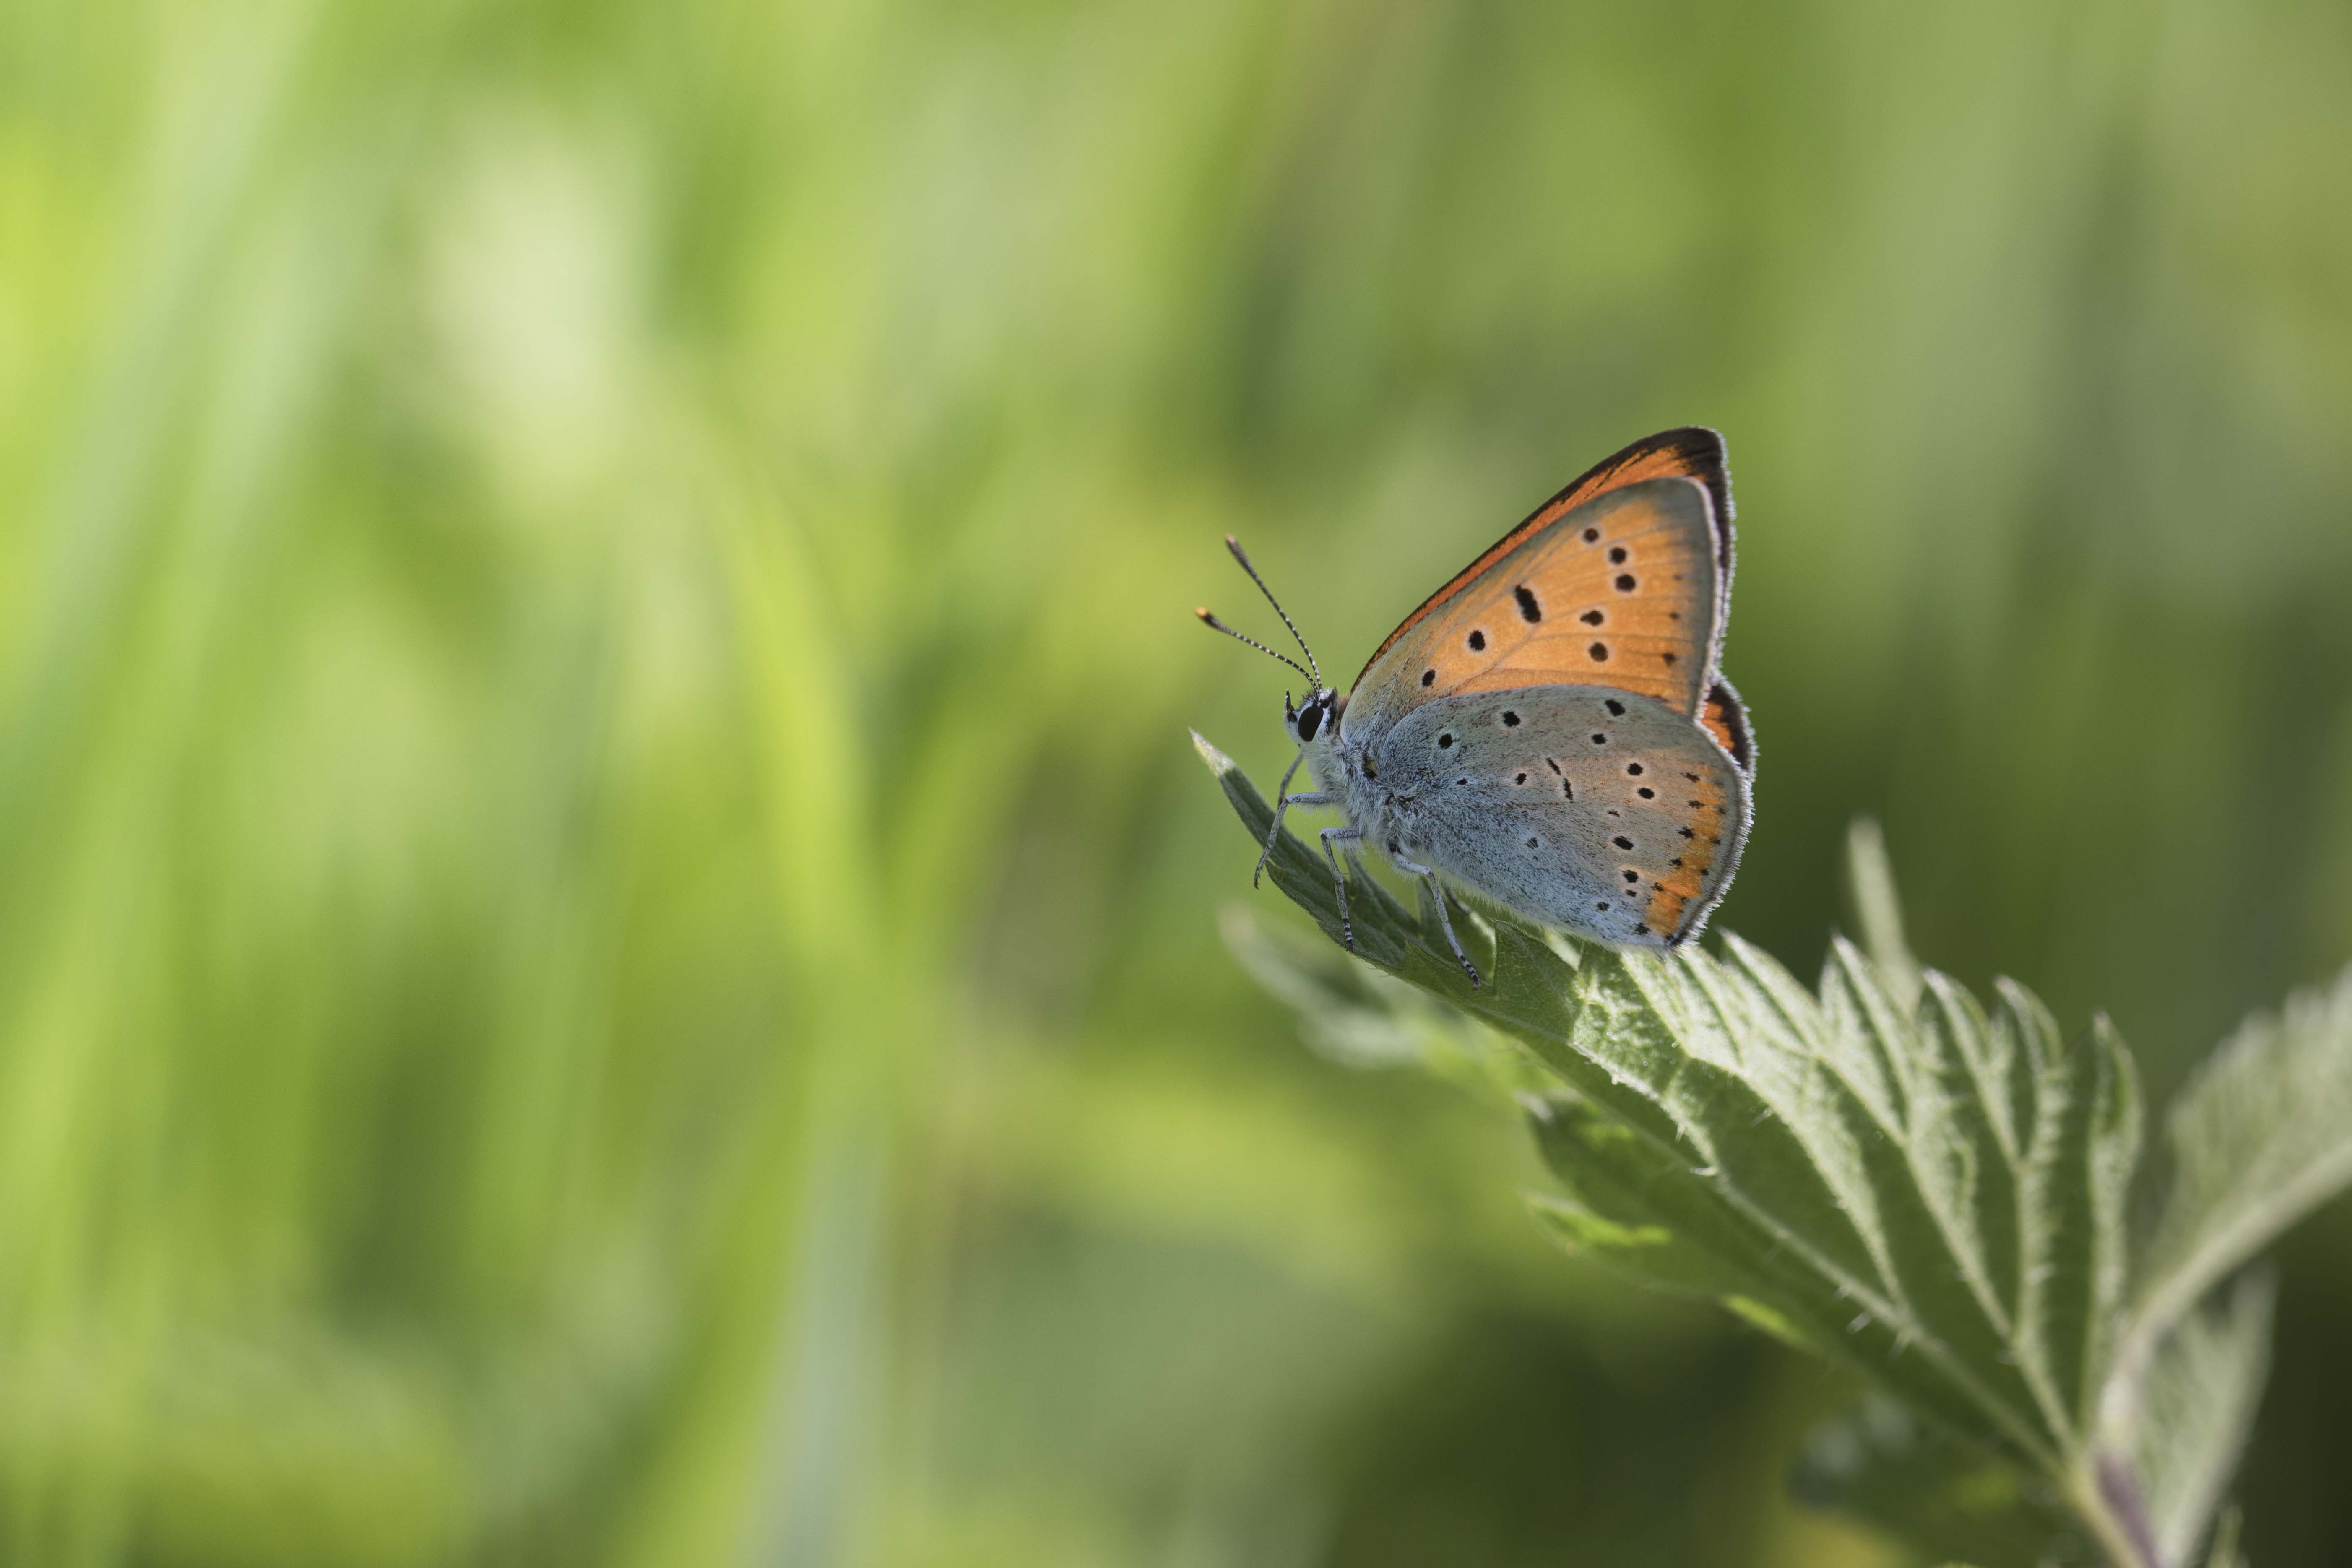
[{"x1": 1285, "y1": 688, "x2": 1342, "y2": 747}]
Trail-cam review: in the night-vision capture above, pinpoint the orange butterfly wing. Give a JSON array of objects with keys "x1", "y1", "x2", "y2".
[
  {"x1": 1345, "y1": 425, "x2": 1750, "y2": 775},
  {"x1": 1343, "y1": 476, "x2": 1726, "y2": 741},
  {"x1": 1355, "y1": 426, "x2": 1733, "y2": 689}
]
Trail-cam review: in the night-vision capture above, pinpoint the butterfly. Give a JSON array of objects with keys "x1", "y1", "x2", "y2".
[{"x1": 1199, "y1": 427, "x2": 1754, "y2": 986}]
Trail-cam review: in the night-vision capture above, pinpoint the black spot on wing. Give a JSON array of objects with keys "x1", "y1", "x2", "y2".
[{"x1": 1549, "y1": 427, "x2": 1732, "y2": 578}]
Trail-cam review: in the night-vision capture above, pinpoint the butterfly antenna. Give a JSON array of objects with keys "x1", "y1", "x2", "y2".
[
  {"x1": 1222, "y1": 536, "x2": 1322, "y2": 688},
  {"x1": 1195, "y1": 608, "x2": 1314, "y2": 684}
]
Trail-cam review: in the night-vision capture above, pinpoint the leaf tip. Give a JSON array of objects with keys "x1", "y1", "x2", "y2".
[
  {"x1": 1723, "y1": 1294, "x2": 1817, "y2": 1351},
  {"x1": 1191, "y1": 729, "x2": 1238, "y2": 776}
]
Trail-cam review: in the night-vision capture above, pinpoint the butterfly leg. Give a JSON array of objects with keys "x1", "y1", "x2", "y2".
[
  {"x1": 1271, "y1": 791, "x2": 1340, "y2": 869},
  {"x1": 1254, "y1": 751, "x2": 1308, "y2": 887},
  {"x1": 1386, "y1": 850, "x2": 1481, "y2": 988},
  {"x1": 1317, "y1": 827, "x2": 1362, "y2": 951}
]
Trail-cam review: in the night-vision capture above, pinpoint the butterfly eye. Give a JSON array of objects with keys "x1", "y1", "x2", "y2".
[{"x1": 1296, "y1": 702, "x2": 1324, "y2": 742}]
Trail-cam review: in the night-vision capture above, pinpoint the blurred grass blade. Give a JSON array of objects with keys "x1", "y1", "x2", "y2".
[
  {"x1": 2120, "y1": 965, "x2": 2352, "y2": 1381},
  {"x1": 1845, "y1": 819, "x2": 1921, "y2": 1016}
]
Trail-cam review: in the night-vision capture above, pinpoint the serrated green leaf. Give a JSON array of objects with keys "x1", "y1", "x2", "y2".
[
  {"x1": 2099, "y1": 1272, "x2": 2271, "y2": 1568},
  {"x1": 1217, "y1": 903, "x2": 1545, "y2": 1100},
  {"x1": 1194, "y1": 732, "x2": 1437, "y2": 985},
  {"x1": 1198, "y1": 740, "x2": 2146, "y2": 1480},
  {"x1": 1526, "y1": 1094, "x2": 1834, "y2": 1344},
  {"x1": 1218, "y1": 902, "x2": 1440, "y2": 1069},
  {"x1": 2120, "y1": 965, "x2": 2352, "y2": 1383},
  {"x1": 1526, "y1": 1093, "x2": 2022, "y2": 1437}
]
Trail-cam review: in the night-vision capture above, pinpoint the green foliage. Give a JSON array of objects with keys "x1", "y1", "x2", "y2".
[
  {"x1": 1202, "y1": 734, "x2": 2352, "y2": 1568},
  {"x1": 1793, "y1": 1398, "x2": 2084, "y2": 1568},
  {"x1": 2107, "y1": 1276, "x2": 2272, "y2": 1568},
  {"x1": 2123, "y1": 977, "x2": 2352, "y2": 1381},
  {"x1": 12, "y1": 0, "x2": 2352, "y2": 1560}
]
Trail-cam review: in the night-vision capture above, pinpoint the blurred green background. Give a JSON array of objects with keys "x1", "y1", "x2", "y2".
[{"x1": 4, "y1": 0, "x2": 2350, "y2": 1563}]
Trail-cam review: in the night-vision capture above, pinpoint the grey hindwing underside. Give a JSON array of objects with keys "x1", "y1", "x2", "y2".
[{"x1": 1362, "y1": 686, "x2": 1748, "y2": 946}]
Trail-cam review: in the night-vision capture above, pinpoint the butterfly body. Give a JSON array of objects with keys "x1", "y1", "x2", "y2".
[
  {"x1": 1205, "y1": 430, "x2": 1754, "y2": 975},
  {"x1": 1295, "y1": 682, "x2": 1748, "y2": 947}
]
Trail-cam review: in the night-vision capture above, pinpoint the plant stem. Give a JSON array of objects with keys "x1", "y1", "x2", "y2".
[{"x1": 2065, "y1": 1464, "x2": 2162, "y2": 1568}]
